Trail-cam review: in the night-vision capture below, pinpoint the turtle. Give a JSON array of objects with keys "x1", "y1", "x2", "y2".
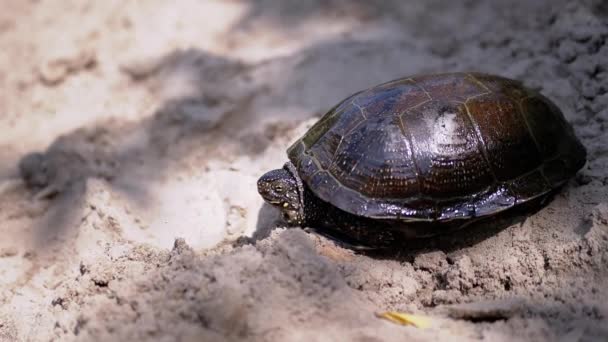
[{"x1": 257, "y1": 72, "x2": 586, "y2": 246}]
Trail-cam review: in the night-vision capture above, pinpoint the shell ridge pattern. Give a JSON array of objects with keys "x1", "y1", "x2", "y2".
[
  {"x1": 516, "y1": 96, "x2": 561, "y2": 186},
  {"x1": 500, "y1": 97, "x2": 552, "y2": 191},
  {"x1": 307, "y1": 156, "x2": 356, "y2": 201},
  {"x1": 462, "y1": 101, "x2": 500, "y2": 184},
  {"x1": 327, "y1": 114, "x2": 368, "y2": 169},
  {"x1": 517, "y1": 96, "x2": 548, "y2": 158},
  {"x1": 324, "y1": 79, "x2": 431, "y2": 201},
  {"x1": 351, "y1": 98, "x2": 368, "y2": 119},
  {"x1": 466, "y1": 73, "x2": 493, "y2": 94},
  {"x1": 397, "y1": 112, "x2": 424, "y2": 198},
  {"x1": 407, "y1": 77, "x2": 434, "y2": 101},
  {"x1": 307, "y1": 144, "x2": 380, "y2": 211},
  {"x1": 306, "y1": 160, "x2": 380, "y2": 217}
]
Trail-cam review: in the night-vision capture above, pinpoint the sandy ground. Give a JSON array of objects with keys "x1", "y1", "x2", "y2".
[{"x1": 0, "y1": 0, "x2": 607, "y2": 341}]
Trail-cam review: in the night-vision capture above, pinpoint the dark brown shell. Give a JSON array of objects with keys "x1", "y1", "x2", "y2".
[{"x1": 287, "y1": 72, "x2": 586, "y2": 222}]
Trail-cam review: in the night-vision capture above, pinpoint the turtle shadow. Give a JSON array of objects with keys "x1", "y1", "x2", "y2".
[
  {"x1": 252, "y1": 203, "x2": 284, "y2": 241},
  {"x1": 371, "y1": 212, "x2": 528, "y2": 260},
  {"x1": 234, "y1": 203, "x2": 287, "y2": 247},
  {"x1": 15, "y1": 49, "x2": 267, "y2": 252}
]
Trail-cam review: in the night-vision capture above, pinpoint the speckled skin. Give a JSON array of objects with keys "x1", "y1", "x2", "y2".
[{"x1": 260, "y1": 72, "x2": 586, "y2": 243}]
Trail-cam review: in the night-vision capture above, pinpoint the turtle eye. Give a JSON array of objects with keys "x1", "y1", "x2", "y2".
[{"x1": 274, "y1": 185, "x2": 284, "y2": 193}]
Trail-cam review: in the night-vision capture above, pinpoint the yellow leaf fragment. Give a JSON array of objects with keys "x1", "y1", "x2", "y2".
[{"x1": 376, "y1": 311, "x2": 432, "y2": 329}]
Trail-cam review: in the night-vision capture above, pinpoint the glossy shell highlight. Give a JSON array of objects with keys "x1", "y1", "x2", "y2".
[{"x1": 287, "y1": 72, "x2": 586, "y2": 222}]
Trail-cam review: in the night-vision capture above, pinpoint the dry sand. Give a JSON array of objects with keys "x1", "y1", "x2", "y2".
[{"x1": 0, "y1": 0, "x2": 607, "y2": 341}]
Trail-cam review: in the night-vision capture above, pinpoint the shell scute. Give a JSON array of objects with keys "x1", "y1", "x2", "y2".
[
  {"x1": 520, "y1": 96, "x2": 573, "y2": 159},
  {"x1": 328, "y1": 115, "x2": 419, "y2": 199},
  {"x1": 413, "y1": 73, "x2": 489, "y2": 102},
  {"x1": 466, "y1": 93, "x2": 542, "y2": 180},
  {"x1": 353, "y1": 78, "x2": 431, "y2": 117},
  {"x1": 403, "y1": 100, "x2": 494, "y2": 199}
]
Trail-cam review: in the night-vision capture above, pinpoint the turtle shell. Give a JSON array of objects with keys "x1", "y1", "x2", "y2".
[{"x1": 287, "y1": 72, "x2": 586, "y2": 222}]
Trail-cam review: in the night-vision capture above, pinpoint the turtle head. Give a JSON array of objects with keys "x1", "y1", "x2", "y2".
[{"x1": 257, "y1": 164, "x2": 303, "y2": 225}]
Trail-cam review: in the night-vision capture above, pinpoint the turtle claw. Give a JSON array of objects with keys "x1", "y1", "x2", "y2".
[{"x1": 33, "y1": 185, "x2": 60, "y2": 201}]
